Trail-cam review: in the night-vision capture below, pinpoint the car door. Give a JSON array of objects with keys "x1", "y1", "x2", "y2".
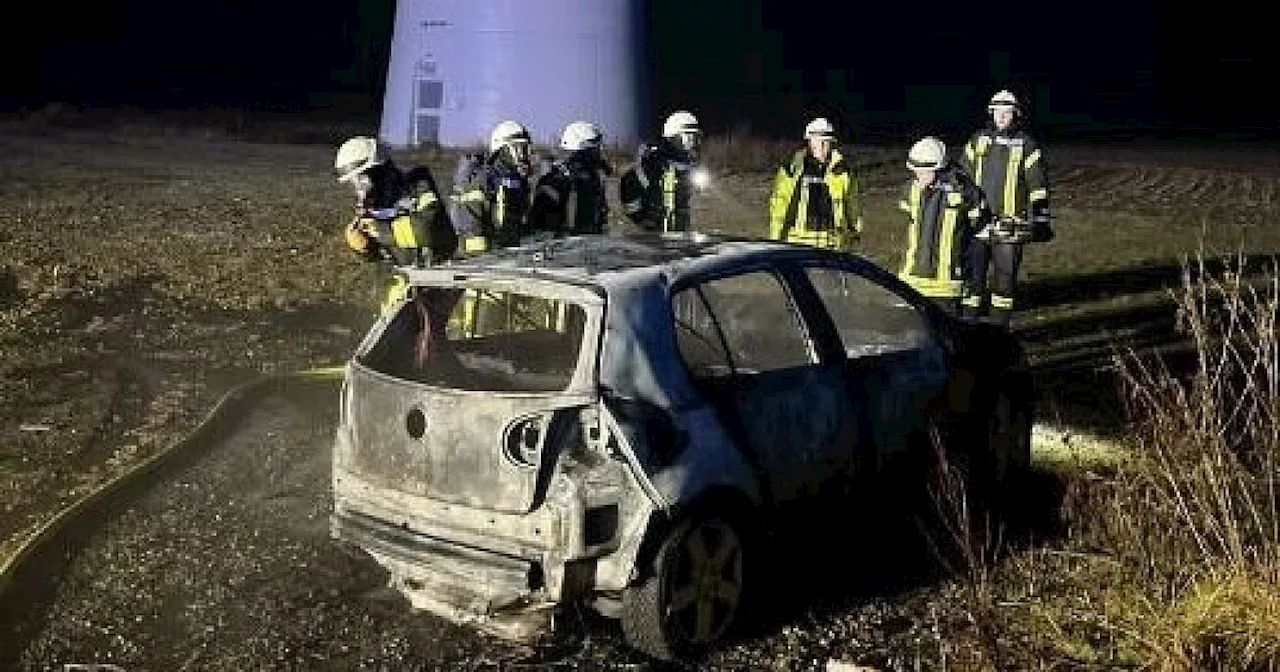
[
  {"x1": 799, "y1": 263, "x2": 951, "y2": 477},
  {"x1": 671, "y1": 268, "x2": 857, "y2": 504}
]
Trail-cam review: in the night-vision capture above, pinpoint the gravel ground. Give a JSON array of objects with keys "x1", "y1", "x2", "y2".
[
  {"x1": 13, "y1": 379, "x2": 502, "y2": 671},
  {"x1": 7, "y1": 377, "x2": 1013, "y2": 671}
]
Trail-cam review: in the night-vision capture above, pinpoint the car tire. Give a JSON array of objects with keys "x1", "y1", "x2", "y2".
[{"x1": 621, "y1": 514, "x2": 748, "y2": 661}]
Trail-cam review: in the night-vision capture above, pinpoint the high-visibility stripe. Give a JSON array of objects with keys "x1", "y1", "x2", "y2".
[
  {"x1": 796, "y1": 174, "x2": 811, "y2": 231},
  {"x1": 464, "y1": 236, "x2": 489, "y2": 253},
  {"x1": 391, "y1": 215, "x2": 418, "y2": 248},
  {"x1": 1003, "y1": 143, "x2": 1023, "y2": 217},
  {"x1": 964, "y1": 142, "x2": 975, "y2": 163},
  {"x1": 1024, "y1": 149, "x2": 1041, "y2": 169},
  {"x1": 1029, "y1": 188, "x2": 1048, "y2": 201},
  {"x1": 974, "y1": 136, "x2": 990, "y2": 186},
  {"x1": 828, "y1": 168, "x2": 848, "y2": 232},
  {"x1": 768, "y1": 166, "x2": 791, "y2": 238},
  {"x1": 458, "y1": 190, "x2": 486, "y2": 203},
  {"x1": 938, "y1": 207, "x2": 958, "y2": 283},
  {"x1": 901, "y1": 182, "x2": 922, "y2": 278},
  {"x1": 451, "y1": 289, "x2": 485, "y2": 338},
  {"x1": 992, "y1": 294, "x2": 1015, "y2": 309},
  {"x1": 897, "y1": 200, "x2": 912, "y2": 213},
  {"x1": 554, "y1": 300, "x2": 568, "y2": 333},
  {"x1": 381, "y1": 275, "x2": 409, "y2": 314},
  {"x1": 495, "y1": 186, "x2": 508, "y2": 232},
  {"x1": 898, "y1": 274, "x2": 963, "y2": 298},
  {"x1": 661, "y1": 166, "x2": 677, "y2": 231},
  {"x1": 785, "y1": 229, "x2": 841, "y2": 250},
  {"x1": 416, "y1": 192, "x2": 438, "y2": 210},
  {"x1": 962, "y1": 295, "x2": 983, "y2": 308}
]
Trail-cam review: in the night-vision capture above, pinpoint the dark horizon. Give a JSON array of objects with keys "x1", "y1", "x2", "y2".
[{"x1": 4, "y1": 0, "x2": 1273, "y2": 139}]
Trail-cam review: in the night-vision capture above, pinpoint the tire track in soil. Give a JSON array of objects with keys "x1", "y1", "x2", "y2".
[
  {"x1": 1059, "y1": 163, "x2": 1280, "y2": 217},
  {"x1": 1150, "y1": 167, "x2": 1192, "y2": 207},
  {"x1": 1183, "y1": 171, "x2": 1212, "y2": 204},
  {"x1": 1051, "y1": 165, "x2": 1091, "y2": 188},
  {"x1": 1109, "y1": 166, "x2": 1151, "y2": 207},
  {"x1": 1072, "y1": 165, "x2": 1135, "y2": 209}
]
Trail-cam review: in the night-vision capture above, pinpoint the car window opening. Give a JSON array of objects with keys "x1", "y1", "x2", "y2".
[
  {"x1": 673, "y1": 271, "x2": 814, "y2": 380},
  {"x1": 359, "y1": 287, "x2": 587, "y2": 392},
  {"x1": 805, "y1": 267, "x2": 935, "y2": 358}
]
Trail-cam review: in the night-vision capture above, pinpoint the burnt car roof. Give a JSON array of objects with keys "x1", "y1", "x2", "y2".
[{"x1": 404, "y1": 233, "x2": 853, "y2": 290}]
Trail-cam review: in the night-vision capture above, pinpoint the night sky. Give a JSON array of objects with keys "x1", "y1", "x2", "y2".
[{"x1": 5, "y1": 0, "x2": 1272, "y2": 138}]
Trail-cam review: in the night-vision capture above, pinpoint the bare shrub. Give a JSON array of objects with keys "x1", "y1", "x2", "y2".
[
  {"x1": 920, "y1": 422, "x2": 1006, "y2": 671},
  {"x1": 1105, "y1": 254, "x2": 1280, "y2": 669}
]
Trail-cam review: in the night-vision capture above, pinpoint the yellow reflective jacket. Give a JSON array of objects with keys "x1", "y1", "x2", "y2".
[
  {"x1": 896, "y1": 167, "x2": 989, "y2": 298},
  {"x1": 768, "y1": 148, "x2": 863, "y2": 251},
  {"x1": 345, "y1": 162, "x2": 456, "y2": 267}
]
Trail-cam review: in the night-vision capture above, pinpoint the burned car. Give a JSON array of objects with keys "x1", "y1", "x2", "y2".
[{"x1": 330, "y1": 233, "x2": 1031, "y2": 660}]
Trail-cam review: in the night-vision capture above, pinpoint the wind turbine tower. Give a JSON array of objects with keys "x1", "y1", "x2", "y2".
[{"x1": 379, "y1": 0, "x2": 649, "y2": 149}]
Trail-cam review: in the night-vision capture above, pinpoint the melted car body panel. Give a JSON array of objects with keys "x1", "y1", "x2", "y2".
[{"x1": 330, "y1": 234, "x2": 1026, "y2": 645}]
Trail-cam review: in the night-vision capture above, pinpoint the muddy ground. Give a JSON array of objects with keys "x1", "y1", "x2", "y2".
[{"x1": 3, "y1": 119, "x2": 1280, "y2": 669}]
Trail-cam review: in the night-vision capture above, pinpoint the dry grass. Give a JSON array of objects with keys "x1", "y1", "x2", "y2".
[
  {"x1": 1107, "y1": 256, "x2": 1280, "y2": 669},
  {"x1": 921, "y1": 423, "x2": 1007, "y2": 672},
  {"x1": 983, "y1": 255, "x2": 1280, "y2": 670},
  {"x1": 909, "y1": 254, "x2": 1280, "y2": 670}
]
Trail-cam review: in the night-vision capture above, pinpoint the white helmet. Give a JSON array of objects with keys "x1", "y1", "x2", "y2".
[
  {"x1": 335, "y1": 136, "x2": 382, "y2": 183},
  {"x1": 662, "y1": 110, "x2": 700, "y2": 138},
  {"x1": 988, "y1": 89, "x2": 1018, "y2": 111},
  {"x1": 804, "y1": 117, "x2": 836, "y2": 140},
  {"x1": 560, "y1": 121, "x2": 603, "y2": 151},
  {"x1": 907, "y1": 137, "x2": 947, "y2": 171},
  {"x1": 489, "y1": 120, "x2": 531, "y2": 154}
]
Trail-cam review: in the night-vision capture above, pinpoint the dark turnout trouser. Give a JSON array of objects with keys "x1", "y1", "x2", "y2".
[
  {"x1": 965, "y1": 241, "x2": 1024, "y2": 326},
  {"x1": 926, "y1": 296, "x2": 961, "y2": 316}
]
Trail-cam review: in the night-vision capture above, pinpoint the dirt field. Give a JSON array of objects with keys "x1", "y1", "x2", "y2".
[{"x1": 3, "y1": 117, "x2": 1280, "y2": 668}]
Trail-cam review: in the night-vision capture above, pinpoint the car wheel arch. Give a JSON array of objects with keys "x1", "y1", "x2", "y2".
[{"x1": 628, "y1": 486, "x2": 761, "y2": 586}]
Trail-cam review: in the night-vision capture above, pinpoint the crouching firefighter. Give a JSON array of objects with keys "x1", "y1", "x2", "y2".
[
  {"x1": 768, "y1": 117, "x2": 864, "y2": 251},
  {"x1": 959, "y1": 89, "x2": 1053, "y2": 327},
  {"x1": 897, "y1": 137, "x2": 992, "y2": 315},
  {"x1": 619, "y1": 110, "x2": 705, "y2": 232},
  {"x1": 528, "y1": 121, "x2": 612, "y2": 237},
  {"x1": 334, "y1": 136, "x2": 458, "y2": 314}
]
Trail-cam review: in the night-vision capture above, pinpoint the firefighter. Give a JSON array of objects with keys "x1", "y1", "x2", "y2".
[
  {"x1": 450, "y1": 120, "x2": 536, "y2": 253},
  {"x1": 334, "y1": 136, "x2": 457, "y2": 313},
  {"x1": 619, "y1": 110, "x2": 706, "y2": 232},
  {"x1": 528, "y1": 121, "x2": 613, "y2": 237},
  {"x1": 897, "y1": 137, "x2": 991, "y2": 314},
  {"x1": 446, "y1": 120, "x2": 543, "y2": 336},
  {"x1": 767, "y1": 117, "x2": 863, "y2": 251},
  {"x1": 960, "y1": 89, "x2": 1052, "y2": 326}
]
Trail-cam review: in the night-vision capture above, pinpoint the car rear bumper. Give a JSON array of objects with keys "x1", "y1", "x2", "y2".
[{"x1": 332, "y1": 507, "x2": 555, "y2": 643}]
